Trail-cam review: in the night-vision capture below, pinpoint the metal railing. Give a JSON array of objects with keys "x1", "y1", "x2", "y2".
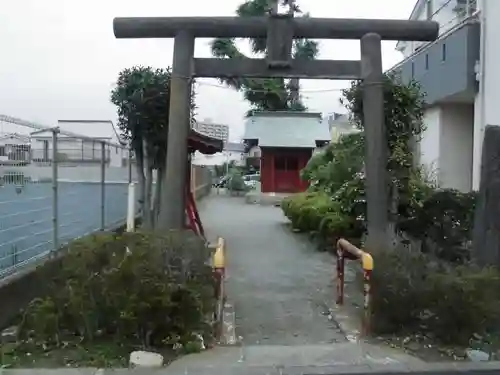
[
  {"x1": 0, "y1": 118, "x2": 135, "y2": 279},
  {"x1": 336, "y1": 238, "x2": 374, "y2": 336}
]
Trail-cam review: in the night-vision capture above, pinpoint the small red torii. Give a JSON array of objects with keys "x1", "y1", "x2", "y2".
[{"x1": 185, "y1": 128, "x2": 223, "y2": 241}]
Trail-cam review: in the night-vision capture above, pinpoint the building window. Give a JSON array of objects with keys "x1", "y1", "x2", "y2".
[
  {"x1": 441, "y1": 43, "x2": 446, "y2": 61},
  {"x1": 425, "y1": 54, "x2": 429, "y2": 70}
]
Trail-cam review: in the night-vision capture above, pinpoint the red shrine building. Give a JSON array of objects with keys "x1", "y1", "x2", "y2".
[{"x1": 243, "y1": 112, "x2": 330, "y2": 194}]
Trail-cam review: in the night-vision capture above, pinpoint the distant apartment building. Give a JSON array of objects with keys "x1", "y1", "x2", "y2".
[
  {"x1": 390, "y1": 0, "x2": 500, "y2": 193},
  {"x1": 193, "y1": 119, "x2": 229, "y2": 143},
  {"x1": 325, "y1": 112, "x2": 359, "y2": 142}
]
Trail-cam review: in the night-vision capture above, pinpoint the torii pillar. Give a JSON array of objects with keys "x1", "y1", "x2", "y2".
[{"x1": 113, "y1": 15, "x2": 438, "y2": 252}]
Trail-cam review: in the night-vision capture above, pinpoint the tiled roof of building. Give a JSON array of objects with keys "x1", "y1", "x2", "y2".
[{"x1": 243, "y1": 111, "x2": 330, "y2": 148}]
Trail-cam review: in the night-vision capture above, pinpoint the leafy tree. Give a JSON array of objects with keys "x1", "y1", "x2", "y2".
[
  {"x1": 341, "y1": 72, "x2": 426, "y2": 221},
  {"x1": 301, "y1": 132, "x2": 364, "y2": 194},
  {"x1": 210, "y1": 0, "x2": 319, "y2": 114},
  {"x1": 110, "y1": 66, "x2": 196, "y2": 229}
]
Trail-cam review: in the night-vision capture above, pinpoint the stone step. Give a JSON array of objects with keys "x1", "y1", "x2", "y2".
[{"x1": 165, "y1": 342, "x2": 423, "y2": 374}]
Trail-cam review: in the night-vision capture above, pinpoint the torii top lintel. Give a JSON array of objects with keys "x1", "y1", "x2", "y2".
[{"x1": 113, "y1": 16, "x2": 439, "y2": 42}]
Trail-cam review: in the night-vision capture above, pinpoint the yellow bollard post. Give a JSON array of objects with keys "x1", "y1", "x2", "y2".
[
  {"x1": 361, "y1": 252, "x2": 374, "y2": 336},
  {"x1": 212, "y1": 237, "x2": 226, "y2": 338},
  {"x1": 213, "y1": 237, "x2": 225, "y2": 271}
]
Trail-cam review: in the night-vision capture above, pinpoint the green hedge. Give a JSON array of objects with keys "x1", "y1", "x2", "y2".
[
  {"x1": 281, "y1": 191, "x2": 363, "y2": 244},
  {"x1": 371, "y1": 246, "x2": 500, "y2": 346},
  {"x1": 281, "y1": 187, "x2": 499, "y2": 347},
  {"x1": 14, "y1": 231, "x2": 215, "y2": 355}
]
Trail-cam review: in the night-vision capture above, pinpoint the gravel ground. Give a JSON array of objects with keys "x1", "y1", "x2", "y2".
[{"x1": 201, "y1": 194, "x2": 347, "y2": 346}]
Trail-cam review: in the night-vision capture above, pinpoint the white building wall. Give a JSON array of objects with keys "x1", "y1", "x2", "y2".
[
  {"x1": 419, "y1": 107, "x2": 442, "y2": 182},
  {"x1": 439, "y1": 104, "x2": 473, "y2": 192},
  {"x1": 419, "y1": 104, "x2": 474, "y2": 192},
  {"x1": 472, "y1": 0, "x2": 500, "y2": 190}
]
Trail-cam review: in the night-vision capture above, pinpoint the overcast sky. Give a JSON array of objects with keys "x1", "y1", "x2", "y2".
[{"x1": 0, "y1": 0, "x2": 415, "y2": 141}]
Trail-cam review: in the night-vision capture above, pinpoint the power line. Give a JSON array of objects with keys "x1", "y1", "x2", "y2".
[
  {"x1": 195, "y1": 80, "x2": 348, "y2": 93},
  {"x1": 189, "y1": 12, "x2": 476, "y2": 95}
]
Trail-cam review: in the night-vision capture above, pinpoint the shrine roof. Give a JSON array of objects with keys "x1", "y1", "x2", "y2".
[
  {"x1": 188, "y1": 129, "x2": 223, "y2": 155},
  {"x1": 243, "y1": 111, "x2": 330, "y2": 148}
]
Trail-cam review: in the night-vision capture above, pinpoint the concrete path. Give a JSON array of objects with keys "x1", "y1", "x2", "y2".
[
  {"x1": 202, "y1": 194, "x2": 345, "y2": 346},
  {"x1": 5, "y1": 194, "x2": 499, "y2": 373}
]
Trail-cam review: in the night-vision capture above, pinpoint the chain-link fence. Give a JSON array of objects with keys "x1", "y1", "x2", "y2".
[
  {"x1": 0, "y1": 115, "x2": 135, "y2": 279},
  {"x1": 0, "y1": 115, "x2": 216, "y2": 279}
]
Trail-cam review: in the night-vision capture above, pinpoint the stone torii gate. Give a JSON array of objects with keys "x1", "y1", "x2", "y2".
[{"x1": 113, "y1": 11, "x2": 438, "y2": 251}]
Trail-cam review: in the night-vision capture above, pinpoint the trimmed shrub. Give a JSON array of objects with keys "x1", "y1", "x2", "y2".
[
  {"x1": 399, "y1": 189, "x2": 477, "y2": 264},
  {"x1": 281, "y1": 192, "x2": 340, "y2": 232},
  {"x1": 370, "y1": 246, "x2": 500, "y2": 345},
  {"x1": 318, "y1": 212, "x2": 360, "y2": 242},
  {"x1": 17, "y1": 231, "x2": 215, "y2": 351}
]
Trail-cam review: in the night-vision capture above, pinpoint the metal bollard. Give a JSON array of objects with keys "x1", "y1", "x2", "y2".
[
  {"x1": 213, "y1": 237, "x2": 226, "y2": 337},
  {"x1": 335, "y1": 238, "x2": 374, "y2": 336}
]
